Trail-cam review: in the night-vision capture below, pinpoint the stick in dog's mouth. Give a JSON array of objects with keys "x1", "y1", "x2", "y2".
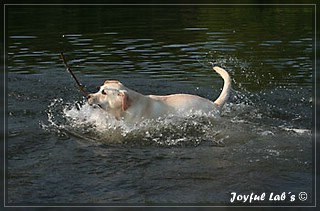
[
  {"x1": 94, "y1": 104, "x2": 104, "y2": 110},
  {"x1": 60, "y1": 52, "x2": 89, "y2": 98}
]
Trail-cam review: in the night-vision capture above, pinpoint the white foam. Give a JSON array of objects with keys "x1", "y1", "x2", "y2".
[
  {"x1": 63, "y1": 101, "x2": 220, "y2": 132},
  {"x1": 279, "y1": 126, "x2": 311, "y2": 135},
  {"x1": 58, "y1": 100, "x2": 221, "y2": 145},
  {"x1": 42, "y1": 98, "x2": 311, "y2": 146}
]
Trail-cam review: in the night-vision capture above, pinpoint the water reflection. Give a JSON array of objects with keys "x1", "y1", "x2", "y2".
[{"x1": 7, "y1": 6, "x2": 313, "y2": 91}]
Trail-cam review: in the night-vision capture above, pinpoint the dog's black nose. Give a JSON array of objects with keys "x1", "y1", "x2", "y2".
[{"x1": 86, "y1": 94, "x2": 92, "y2": 99}]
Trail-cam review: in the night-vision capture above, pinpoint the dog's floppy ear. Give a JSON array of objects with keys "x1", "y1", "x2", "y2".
[{"x1": 118, "y1": 90, "x2": 130, "y2": 111}]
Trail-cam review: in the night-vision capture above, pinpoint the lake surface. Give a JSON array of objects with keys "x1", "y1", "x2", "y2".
[{"x1": 5, "y1": 5, "x2": 315, "y2": 206}]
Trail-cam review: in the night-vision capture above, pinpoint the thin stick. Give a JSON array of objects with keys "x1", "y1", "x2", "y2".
[{"x1": 60, "y1": 52, "x2": 88, "y2": 97}]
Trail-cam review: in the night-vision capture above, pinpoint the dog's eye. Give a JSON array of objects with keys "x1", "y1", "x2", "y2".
[{"x1": 101, "y1": 90, "x2": 107, "y2": 95}]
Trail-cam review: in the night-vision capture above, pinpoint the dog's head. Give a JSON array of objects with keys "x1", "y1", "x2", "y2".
[{"x1": 87, "y1": 80, "x2": 130, "y2": 115}]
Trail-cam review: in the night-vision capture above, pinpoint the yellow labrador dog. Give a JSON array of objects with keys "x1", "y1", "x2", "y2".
[{"x1": 87, "y1": 66, "x2": 231, "y2": 123}]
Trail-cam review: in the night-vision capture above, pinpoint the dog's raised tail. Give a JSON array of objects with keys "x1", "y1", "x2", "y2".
[{"x1": 213, "y1": 66, "x2": 231, "y2": 109}]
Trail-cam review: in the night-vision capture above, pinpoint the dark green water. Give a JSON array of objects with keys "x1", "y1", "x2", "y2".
[{"x1": 6, "y1": 5, "x2": 314, "y2": 205}]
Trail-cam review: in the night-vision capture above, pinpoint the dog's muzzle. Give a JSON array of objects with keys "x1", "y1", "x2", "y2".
[
  {"x1": 87, "y1": 94, "x2": 103, "y2": 109},
  {"x1": 87, "y1": 94, "x2": 95, "y2": 106},
  {"x1": 86, "y1": 93, "x2": 92, "y2": 100}
]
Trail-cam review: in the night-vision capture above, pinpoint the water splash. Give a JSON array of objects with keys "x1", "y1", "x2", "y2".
[
  {"x1": 41, "y1": 98, "x2": 225, "y2": 146},
  {"x1": 41, "y1": 83, "x2": 312, "y2": 147}
]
